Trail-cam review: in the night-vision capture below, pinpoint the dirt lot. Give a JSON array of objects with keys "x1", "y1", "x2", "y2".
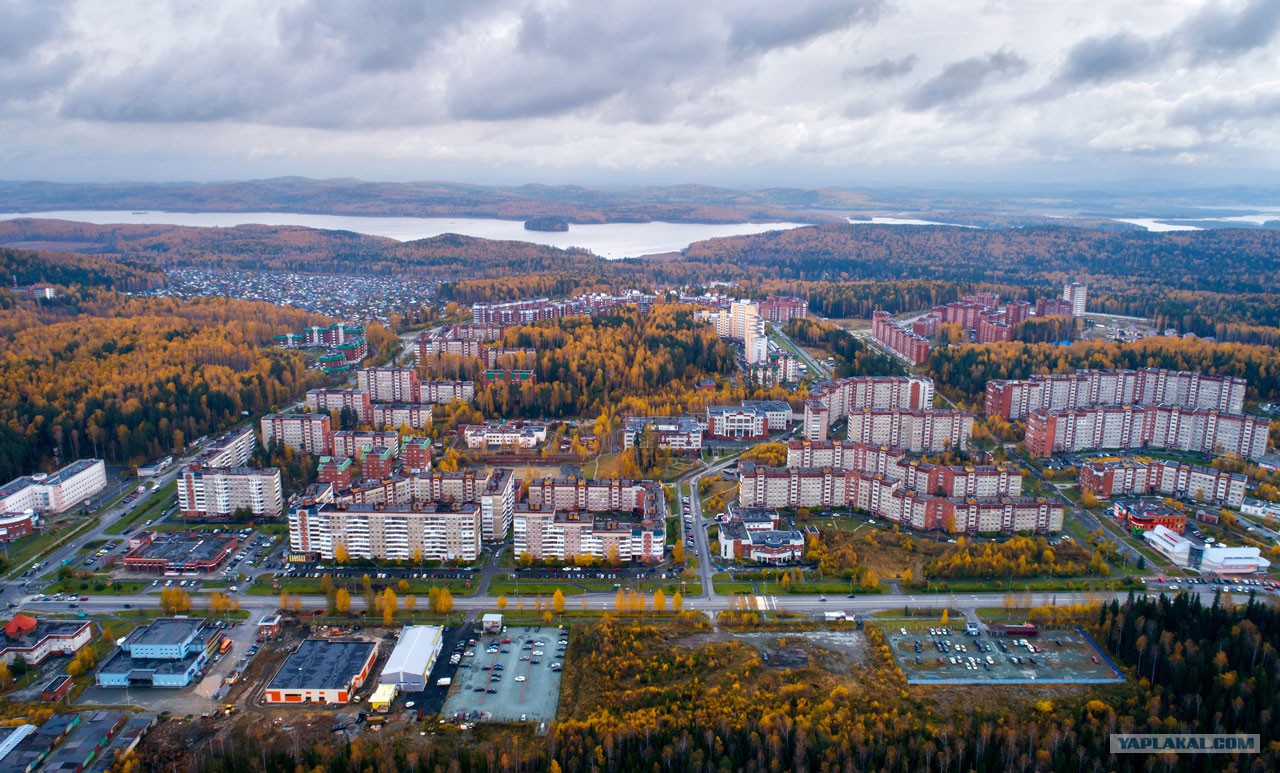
[{"x1": 679, "y1": 628, "x2": 870, "y2": 674}]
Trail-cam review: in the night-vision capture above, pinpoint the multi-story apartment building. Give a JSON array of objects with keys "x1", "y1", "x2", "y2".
[
  {"x1": 844, "y1": 409, "x2": 973, "y2": 453},
  {"x1": 803, "y1": 375, "x2": 934, "y2": 441},
  {"x1": 261, "y1": 413, "x2": 333, "y2": 455},
  {"x1": 317, "y1": 457, "x2": 354, "y2": 489},
  {"x1": 305, "y1": 389, "x2": 373, "y2": 424},
  {"x1": 480, "y1": 468, "x2": 515, "y2": 541},
  {"x1": 417, "y1": 381, "x2": 476, "y2": 404},
  {"x1": 871, "y1": 311, "x2": 930, "y2": 365},
  {"x1": 745, "y1": 351, "x2": 799, "y2": 387},
  {"x1": 622, "y1": 416, "x2": 705, "y2": 451},
  {"x1": 0, "y1": 459, "x2": 106, "y2": 515},
  {"x1": 177, "y1": 466, "x2": 283, "y2": 519},
  {"x1": 195, "y1": 427, "x2": 257, "y2": 469},
  {"x1": 356, "y1": 367, "x2": 419, "y2": 403},
  {"x1": 706, "y1": 401, "x2": 792, "y2": 440},
  {"x1": 1036, "y1": 297, "x2": 1075, "y2": 317},
  {"x1": 1025, "y1": 405, "x2": 1270, "y2": 460},
  {"x1": 976, "y1": 312, "x2": 1012, "y2": 344},
  {"x1": 985, "y1": 369, "x2": 1249, "y2": 420},
  {"x1": 361, "y1": 446, "x2": 396, "y2": 480},
  {"x1": 526, "y1": 477, "x2": 653, "y2": 514},
  {"x1": 513, "y1": 506, "x2": 665, "y2": 563},
  {"x1": 289, "y1": 502, "x2": 482, "y2": 562},
  {"x1": 738, "y1": 463, "x2": 1061, "y2": 534},
  {"x1": 332, "y1": 430, "x2": 400, "y2": 459},
  {"x1": 372, "y1": 403, "x2": 434, "y2": 430},
  {"x1": 1063, "y1": 282, "x2": 1088, "y2": 316},
  {"x1": 757, "y1": 296, "x2": 809, "y2": 323},
  {"x1": 784, "y1": 440, "x2": 1021, "y2": 497},
  {"x1": 400, "y1": 438, "x2": 433, "y2": 473},
  {"x1": 1078, "y1": 459, "x2": 1248, "y2": 507}
]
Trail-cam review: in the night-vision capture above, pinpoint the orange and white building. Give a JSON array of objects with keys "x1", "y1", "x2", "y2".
[{"x1": 264, "y1": 640, "x2": 378, "y2": 705}]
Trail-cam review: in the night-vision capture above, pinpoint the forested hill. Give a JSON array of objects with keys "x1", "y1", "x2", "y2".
[
  {"x1": 0, "y1": 246, "x2": 162, "y2": 292},
  {"x1": 0, "y1": 220, "x2": 601, "y2": 278},
  {"x1": 0, "y1": 178, "x2": 821, "y2": 224},
  {"x1": 677, "y1": 223, "x2": 1280, "y2": 294}
]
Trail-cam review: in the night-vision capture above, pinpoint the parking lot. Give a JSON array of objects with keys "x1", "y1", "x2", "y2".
[
  {"x1": 886, "y1": 625, "x2": 1124, "y2": 685},
  {"x1": 441, "y1": 625, "x2": 567, "y2": 723}
]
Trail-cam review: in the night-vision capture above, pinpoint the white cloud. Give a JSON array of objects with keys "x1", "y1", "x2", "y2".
[{"x1": 0, "y1": 0, "x2": 1277, "y2": 183}]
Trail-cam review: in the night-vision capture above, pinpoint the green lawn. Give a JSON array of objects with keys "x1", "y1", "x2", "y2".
[
  {"x1": 2, "y1": 516, "x2": 99, "y2": 578},
  {"x1": 105, "y1": 480, "x2": 177, "y2": 535},
  {"x1": 909, "y1": 577, "x2": 1128, "y2": 594},
  {"x1": 248, "y1": 576, "x2": 476, "y2": 597},
  {"x1": 46, "y1": 578, "x2": 148, "y2": 596}
]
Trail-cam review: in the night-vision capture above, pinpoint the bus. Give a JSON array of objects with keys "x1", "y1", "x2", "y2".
[{"x1": 219, "y1": 636, "x2": 233, "y2": 655}]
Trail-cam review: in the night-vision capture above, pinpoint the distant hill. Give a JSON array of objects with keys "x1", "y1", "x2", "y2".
[
  {"x1": 0, "y1": 178, "x2": 834, "y2": 225},
  {"x1": 0, "y1": 245, "x2": 163, "y2": 292}
]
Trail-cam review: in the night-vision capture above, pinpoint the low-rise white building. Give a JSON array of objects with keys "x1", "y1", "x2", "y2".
[
  {"x1": 0, "y1": 459, "x2": 106, "y2": 515},
  {"x1": 1143, "y1": 524, "x2": 1271, "y2": 575}
]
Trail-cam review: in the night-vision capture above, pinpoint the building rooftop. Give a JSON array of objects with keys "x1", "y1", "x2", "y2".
[
  {"x1": 126, "y1": 532, "x2": 238, "y2": 565},
  {"x1": 0, "y1": 459, "x2": 104, "y2": 499},
  {"x1": 267, "y1": 640, "x2": 377, "y2": 692},
  {"x1": 128, "y1": 618, "x2": 206, "y2": 648},
  {"x1": 381, "y1": 626, "x2": 442, "y2": 681},
  {"x1": 1, "y1": 617, "x2": 90, "y2": 650}
]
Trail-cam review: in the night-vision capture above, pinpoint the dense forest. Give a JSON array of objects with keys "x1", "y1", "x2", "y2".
[
  {"x1": 0, "y1": 246, "x2": 163, "y2": 292},
  {"x1": 154, "y1": 595, "x2": 1277, "y2": 772},
  {"x1": 420, "y1": 305, "x2": 739, "y2": 420},
  {"x1": 927, "y1": 337, "x2": 1280, "y2": 405},
  {"x1": 0, "y1": 292, "x2": 329, "y2": 479}
]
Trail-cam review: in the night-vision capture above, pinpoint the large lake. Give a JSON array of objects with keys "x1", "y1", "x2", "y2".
[{"x1": 0, "y1": 210, "x2": 807, "y2": 260}]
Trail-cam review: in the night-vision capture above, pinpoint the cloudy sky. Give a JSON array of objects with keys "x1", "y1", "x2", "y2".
[{"x1": 2, "y1": 0, "x2": 1279, "y2": 186}]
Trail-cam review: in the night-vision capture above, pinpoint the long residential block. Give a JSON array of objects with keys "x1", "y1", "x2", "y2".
[
  {"x1": 1025, "y1": 405, "x2": 1269, "y2": 460},
  {"x1": 513, "y1": 505, "x2": 665, "y2": 563},
  {"x1": 289, "y1": 502, "x2": 482, "y2": 562},
  {"x1": 985, "y1": 368, "x2": 1248, "y2": 420},
  {"x1": 738, "y1": 463, "x2": 1061, "y2": 534},
  {"x1": 844, "y1": 409, "x2": 973, "y2": 453},
  {"x1": 178, "y1": 465, "x2": 283, "y2": 518},
  {"x1": 1077, "y1": 459, "x2": 1248, "y2": 507}
]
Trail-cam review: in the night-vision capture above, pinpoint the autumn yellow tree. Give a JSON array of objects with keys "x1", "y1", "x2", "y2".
[
  {"x1": 335, "y1": 588, "x2": 351, "y2": 614},
  {"x1": 382, "y1": 588, "x2": 398, "y2": 626},
  {"x1": 672, "y1": 542, "x2": 685, "y2": 563},
  {"x1": 653, "y1": 589, "x2": 668, "y2": 612},
  {"x1": 614, "y1": 587, "x2": 626, "y2": 611},
  {"x1": 404, "y1": 595, "x2": 416, "y2": 614},
  {"x1": 334, "y1": 543, "x2": 349, "y2": 564},
  {"x1": 552, "y1": 588, "x2": 566, "y2": 614},
  {"x1": 673, "y1": 591, "x2": 684, "y2": 612},
  {"x1": 497, "y1": 595, "x2": 508, "y2": 611},
  {"x1": 161, "y1": 588, "x2": 192, "y2": 614}
]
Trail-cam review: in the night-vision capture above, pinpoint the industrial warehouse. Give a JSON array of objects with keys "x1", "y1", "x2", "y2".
[
  {"x1": 379, "y1": 626, "x2": 444, "y2": 692},
  {"x1": 263, "y1": 639, "x2": 378, "y2": 705}
]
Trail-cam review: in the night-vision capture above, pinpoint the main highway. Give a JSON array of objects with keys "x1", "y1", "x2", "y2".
[{"x1": 17, "y1": 585, "x2": 1248, "y2": 621}]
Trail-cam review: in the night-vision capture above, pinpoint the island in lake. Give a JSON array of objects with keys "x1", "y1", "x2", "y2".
[{"x1": 524, "y1": 215, "x2": 570, "y2": 232}]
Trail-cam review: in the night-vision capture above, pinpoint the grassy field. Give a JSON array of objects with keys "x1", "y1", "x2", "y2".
[
  {"x1": 248, "y1": 576, "x2": 476, "y2": 597},
  {"x1": 2, "y1": 516, "x2": 100, "y2": 578},
  {"x1": 45, "y1": 577, "x2": 148, "y2": 596},
  {"x1": 910, "y1": 577, "x2": 1129, "y2": 594},
  {"x1": 105, "y1": 480, "x2": 177, "y2": 535}
]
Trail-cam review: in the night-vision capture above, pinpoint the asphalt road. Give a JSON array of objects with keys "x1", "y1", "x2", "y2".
[{"x1": 19, "y1": 585, "x2": 1254, "y2": 621}]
